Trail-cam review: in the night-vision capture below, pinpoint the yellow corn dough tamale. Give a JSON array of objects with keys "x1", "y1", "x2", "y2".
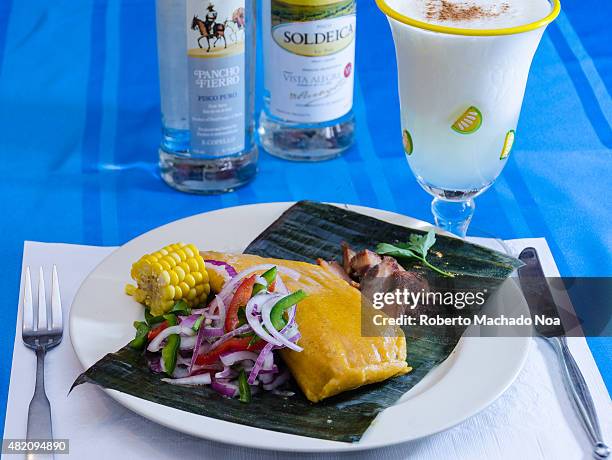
[{"x1": 201, "y1": 251, "x2": 411, "y2": 403}]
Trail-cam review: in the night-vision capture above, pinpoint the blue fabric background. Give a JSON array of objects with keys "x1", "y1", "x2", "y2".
[{"x1": 0, "y1": 0, "x2": 610, "y2": 436}]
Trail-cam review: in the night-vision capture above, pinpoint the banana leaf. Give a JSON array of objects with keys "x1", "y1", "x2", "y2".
[{"x1": 72, "y1": 201, "x2": 521, "y2": 443}]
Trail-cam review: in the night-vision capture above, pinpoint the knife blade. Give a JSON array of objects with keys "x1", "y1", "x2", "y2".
[{"x1": 517, "y1": 247, "x2": 566, "y2": 337}]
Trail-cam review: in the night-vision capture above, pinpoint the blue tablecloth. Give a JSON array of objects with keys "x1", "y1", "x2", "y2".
[{"x1": 0, "y1": 0, "x2": 610, "y2": 437}]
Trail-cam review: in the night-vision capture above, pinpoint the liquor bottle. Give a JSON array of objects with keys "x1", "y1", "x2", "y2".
[
  {"x1": 259, "y1": 0, "x2": 356, "y2": 161},
  {"x1": 156, "y1": 0, "x2": 257, "y2": 193}
]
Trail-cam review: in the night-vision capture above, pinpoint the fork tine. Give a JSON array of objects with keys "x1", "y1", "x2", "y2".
[
  {"x1": 23, "y1": 267, "x2": 33, "y2": 333},
  {"x1": 37, "y1": 267, "x2": 48, "y2": 331},
  {"x1": 51, "y1": 265, "x2": 62, "y2": 331}
]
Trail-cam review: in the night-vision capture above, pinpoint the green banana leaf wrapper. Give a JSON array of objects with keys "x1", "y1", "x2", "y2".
[{"x1": 72, "y1": 201, "x2": 521, "y2": 443}]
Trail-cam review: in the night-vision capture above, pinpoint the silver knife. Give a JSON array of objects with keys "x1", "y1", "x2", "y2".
[{"x1": 518, "y1": 247, "x2": 610, "y2": 459}]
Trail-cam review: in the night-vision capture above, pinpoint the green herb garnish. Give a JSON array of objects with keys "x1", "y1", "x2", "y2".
[{"x1": 376, "y1": 230, "x2": 455, "y2": 278}]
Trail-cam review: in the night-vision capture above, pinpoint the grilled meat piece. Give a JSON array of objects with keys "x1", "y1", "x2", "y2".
[
  {"x1": 361, "y1": 259, "x2": 428, "y2": 300},
  {"x1": 316, "y1": 258, "x2": 360, "y2": 288},
  {"x1": 349, "y1": 249, "x2": 382, "y2": 278},
  {"x1": 342, "y1": 242, "x2": 356, "y2": 275},
  {"x1": 324, "y1": 243, "x2": 429, "y2": 302}
]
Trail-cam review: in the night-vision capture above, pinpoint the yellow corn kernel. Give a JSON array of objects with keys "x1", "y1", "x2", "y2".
[
  {"x1": 162, "y1": 285, "x2": 175, "y2": 300},
  {"x1": 163, "y1": 255, "x2": 177, "y2": 268},
  {"x1": 187, "y1": 258, "x2": 199, "y2": 272},
  {"x1": 184, "y1": 273, "x2": 196, "y2": 288},
  {"x1": 159, "y1": 270, "x2": 171, "y2": 286},
  {"x1": 175, "y1": 266, "x2": 186, "y2": 281},
  {"x1": 178, "y1": 281, "x2": 190, "y2": 294}
]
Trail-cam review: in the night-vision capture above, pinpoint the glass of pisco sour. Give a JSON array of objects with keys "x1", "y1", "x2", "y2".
[{"x1": 376, "y1": 0, "x2": 560, "y2": 237}]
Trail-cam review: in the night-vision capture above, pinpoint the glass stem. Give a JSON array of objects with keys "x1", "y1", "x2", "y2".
[{"x1": 431, "y1": 198, "x2": 475, "y2": 238}]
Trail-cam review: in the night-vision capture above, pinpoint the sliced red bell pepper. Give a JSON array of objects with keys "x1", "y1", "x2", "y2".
[
  {"x1": 147, "y1": 321, "x2": 168, "y2": 341},
  {"x1": 194, "y1": 336, "x2": 265, "y2": 366},
  {"x1": 224, "y1": 274, "x2": 257, "y2": 332}
]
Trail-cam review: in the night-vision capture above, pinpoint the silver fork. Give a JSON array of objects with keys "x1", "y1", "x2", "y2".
[{"x1": 22, "y1": 266, "x2": 63, "y2": 454}]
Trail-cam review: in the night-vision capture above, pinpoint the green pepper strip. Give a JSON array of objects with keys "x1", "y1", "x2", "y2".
[
  {"x1": 238, "y1": 369, "x2": 251, "y2": 403},
  {"x1": 251, "y1": 266, "x2": 278, "y2": 296},
  {"x1": 270, "y1": 290, "x2": 307, "y2": 331},
  {"x1": 161, "y1": 314, "x2": 180, "y2": 376},
  {"x1": 129, "y1": 321, "x2": 150, "y2": 350}
]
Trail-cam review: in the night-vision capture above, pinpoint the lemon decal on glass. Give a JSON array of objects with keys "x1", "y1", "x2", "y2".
[
  {"x1": 402, "y1": 129, "x2": 413, "y2": 155},
  {"x1": 500, "y1": 130, "x2": 515, "y2": 160},
  {"x1": 452, "y1": 106, "x2": 483, "y2": 134}
]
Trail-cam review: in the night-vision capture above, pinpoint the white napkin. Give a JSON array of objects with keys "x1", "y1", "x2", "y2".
[{"x1": 3, "y1": 240, "x2": 611, "y2": 460}]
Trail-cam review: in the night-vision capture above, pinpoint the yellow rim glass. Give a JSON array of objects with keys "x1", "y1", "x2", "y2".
[{"x1": 375, "y1": 0, "x2": 561, "y2": 36}]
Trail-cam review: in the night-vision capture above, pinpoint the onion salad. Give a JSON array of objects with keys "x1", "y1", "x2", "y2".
[{"x1": 129, "y1": 262, "x2": 306, "y2": 403}]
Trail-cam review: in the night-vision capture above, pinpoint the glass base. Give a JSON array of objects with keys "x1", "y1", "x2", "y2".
[
  {"x1": 159, "y1": 147, "x2": 258, "y2": 194},
  {"x1": 431, "y1": 198, "x2": 476, "y2": 238},
  {"x1": 258, "y1": 112, "x2": 354, "y2": 161},
  {"x1": 415, "y1": 176, "x2": 491, "y2": 238}
]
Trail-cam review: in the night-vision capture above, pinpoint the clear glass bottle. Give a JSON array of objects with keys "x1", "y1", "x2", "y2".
[
  {"x1": 259, "y1": 0, "x2": 356, "y2": 161},
  {"x1": 156, "y1": 0, "x2": 257, "y2": 193}
]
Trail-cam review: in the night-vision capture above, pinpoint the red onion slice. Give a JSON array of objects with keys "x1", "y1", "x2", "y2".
[
  {"x1": 178, "y1": 314, "x2": 201, "y2": 329},
  {"x1": 247, "y1": 342, "x2": 275, "y2": 384},
  {"x1": 274, "y1": 275, "x2": 289, "y2": 294},
  {"x1": 245, "y1": 294, "x2": 284, "y2": 346},
  {"x1": 188, "y1": 313, "x2": 212, "y2": 374},
  {"x1": 219, "y1": 350, "x2": 258, "y2": 366},
  {"x1": 263, "y1": 369, "x2": 290, "y2": 391},
  {"x1": 191, "y1": 363, "x2": 221, "y2": 373},
  {"x1": 204, "y1": 259, "x2": 238, "y2": 277},
  {"x1": 162, "y1": 373, "x2": 211, "y2": 386},
  {"x1": 211, "y1": 379, "x2": 239, "y2": 398},
  {"x1": 215, "y1": 366, "x2": 238, "y2": 379},
  {"x1": 179, "y1": 335, "x2": 197, "y2": 350},
  {"x1": 207, "y1": 323, "x2": 252, "y2": 352},
  {"x1": 200, "y1": 326, "x2": 224, "y2": 337},
  {"x1": 259, "y1": 373, "x2": 275, "y2": 384}
]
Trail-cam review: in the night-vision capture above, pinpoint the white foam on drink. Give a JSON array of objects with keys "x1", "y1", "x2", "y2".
[{"x1": 389, "y1": 0, "x2": 552, "y2": 29}]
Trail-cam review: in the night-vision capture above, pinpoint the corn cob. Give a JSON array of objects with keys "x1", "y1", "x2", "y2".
[{"x1": 125, "y1": 243, "x2": 210, "y2": 316}]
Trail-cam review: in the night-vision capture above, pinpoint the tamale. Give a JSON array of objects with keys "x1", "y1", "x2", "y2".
[{"x1": 200, "y1": 251, "x2": 410, "y2": 402}]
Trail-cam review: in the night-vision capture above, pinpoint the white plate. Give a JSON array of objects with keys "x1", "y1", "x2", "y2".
[{"x1": 70, "y1": 202, "x2": 529, "y2": 452}]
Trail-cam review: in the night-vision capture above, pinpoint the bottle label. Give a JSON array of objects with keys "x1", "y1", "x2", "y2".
[
  {"x1": 186, "y1": 0, "x2": 246, "y2": 156},
  {"x1": 267, "y1": 0, "x2": 356, "y2": 124}
]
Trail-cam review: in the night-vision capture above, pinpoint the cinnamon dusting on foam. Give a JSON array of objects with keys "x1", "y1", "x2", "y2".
[{"x1": 425, "y1": 0, "x2": 510, "y2": 23}]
